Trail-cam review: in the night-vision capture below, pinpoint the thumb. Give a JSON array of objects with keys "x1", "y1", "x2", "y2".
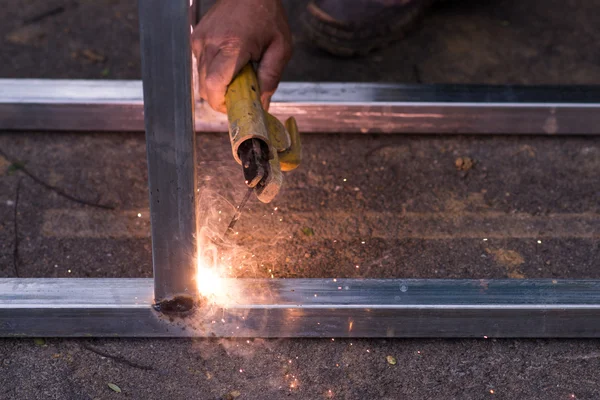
[{"x1": 257, "y1": 39, "x2": 291, "y2": 110}]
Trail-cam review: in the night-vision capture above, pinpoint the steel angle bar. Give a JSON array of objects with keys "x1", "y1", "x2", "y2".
[
  {"x1": 1, "y1": 80, "x2": 600, "y2": 134},
  {"x1": 2, "y1": 278, "x2": 600, "y2": 338}
]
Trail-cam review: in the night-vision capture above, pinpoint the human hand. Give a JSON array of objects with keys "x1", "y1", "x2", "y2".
[{"x1": 192, "y1": 0, "x2": 292, "y2": 113}]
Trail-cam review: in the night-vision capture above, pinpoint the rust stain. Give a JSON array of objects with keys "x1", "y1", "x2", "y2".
[
  {"x1": 478, "y1": 279, "x2": 489, "y2": 293},
  {"x1": 543, "y1": 110, "x2": 559, "y2": 135}
]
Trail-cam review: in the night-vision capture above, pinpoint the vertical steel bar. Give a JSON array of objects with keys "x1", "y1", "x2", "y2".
[{"x1": 138, "y1": 0, "x2": 198, "y2": 308}]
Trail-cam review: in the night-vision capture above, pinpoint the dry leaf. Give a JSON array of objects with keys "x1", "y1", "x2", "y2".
[
  {"x1": 386, "y1": 355, "x2": 397, "y2": 365},
  {"x1": 301, "y1": 227, "x2": 315, "y2": 237},
  {"x1": 0, "y1": 155, "x2": 9, "y2": 175},
  {"x1": 222, "y1": 390, "x2": 241, "y2": 400},
  {"x1": 107, "y1": 383, "x2": 121, "y2": 393},
  {"x1": 455, "y1": 156, "x2": 474, "y2": 171},
  {"x1": 81, "y1": 49, "x2": 106, "y2": 63},
  {"x1": 5, "y1": 25, "x2": 46, "y2": 46}
]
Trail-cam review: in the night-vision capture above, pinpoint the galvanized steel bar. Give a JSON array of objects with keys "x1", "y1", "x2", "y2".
[
  {"x1": 1, "y1": 80, "x2": 600, "y2": 134},
  {"x1": 138, "y1": 0, "x2": 198, "y2": 306},
  {"x1": 2, "y1": 278, "x2": 600, "y2": 338}
]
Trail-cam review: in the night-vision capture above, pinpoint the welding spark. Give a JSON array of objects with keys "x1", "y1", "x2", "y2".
[
  {"x1": 195, "y1": 260, "x2": 227, "y2": 301},
  {"x1": 195, "y1": 246, "x2": 237, "y2": 306}
]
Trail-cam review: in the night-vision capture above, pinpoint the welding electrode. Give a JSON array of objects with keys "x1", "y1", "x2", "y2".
[{"x1": 224, "y1": 187, "x2": 253, "y2": 238}]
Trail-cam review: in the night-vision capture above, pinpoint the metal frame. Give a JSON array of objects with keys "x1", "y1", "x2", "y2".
[
  {"x1": 138, "y1": 0, "x2": 198, "y2": 307},
  {"x1": 2, "y1": 79, "x2": 600, "y2": 134},
  {"x1": 0, "y1": 0, "x2": 599, "y2": 338},
  {"x1": 3, "y1": 278, "x2": 600, "y2": 338}
]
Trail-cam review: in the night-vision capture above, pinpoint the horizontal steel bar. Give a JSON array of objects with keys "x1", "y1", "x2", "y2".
[
  {"x1": 2, "y1": 278, "x2": 600, "y2": 337},
  {"x1": 1, "y1": 79, "x2": 600, "y2": 134}
]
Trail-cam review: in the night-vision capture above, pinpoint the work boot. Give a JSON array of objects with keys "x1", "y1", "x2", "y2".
[{"x1": 302, "y1": 0, "x2": 437, "y2": 57}]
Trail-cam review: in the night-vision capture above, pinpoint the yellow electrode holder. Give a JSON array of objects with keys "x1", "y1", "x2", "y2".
[{"x1": 225, "y1": 64, "x2": 301, "y2": 203}]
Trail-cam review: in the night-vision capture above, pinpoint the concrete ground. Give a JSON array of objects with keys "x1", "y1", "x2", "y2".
[{"x1": 1, "y1": 0, "x2": 599, "y2": 399}]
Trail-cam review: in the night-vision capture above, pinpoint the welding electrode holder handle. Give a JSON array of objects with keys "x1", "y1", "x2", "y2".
[{"x1": 224, "y1": 64, "x2": 301, "y2": 203}]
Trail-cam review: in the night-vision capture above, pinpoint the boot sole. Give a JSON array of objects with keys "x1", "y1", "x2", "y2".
[{"x1": 301, "y1": 0, "x2": 437, "y2": 57}]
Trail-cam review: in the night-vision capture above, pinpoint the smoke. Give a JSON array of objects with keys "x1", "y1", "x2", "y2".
[
  {"x1": 195, "y1": 161, "x2": 289, "y2": 284},
  {"x1": 189, "y1": 148, "x2": 304, "y2": 394}
]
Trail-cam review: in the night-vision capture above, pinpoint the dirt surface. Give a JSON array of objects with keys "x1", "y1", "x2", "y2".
[{"x1": 1, "y1": 0, "x2": 600, "y2": 399}]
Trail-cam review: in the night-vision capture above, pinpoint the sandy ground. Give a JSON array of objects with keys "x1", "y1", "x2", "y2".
[{"x1": 1, "y1": 0, "x2": 599, "y2": 399}]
